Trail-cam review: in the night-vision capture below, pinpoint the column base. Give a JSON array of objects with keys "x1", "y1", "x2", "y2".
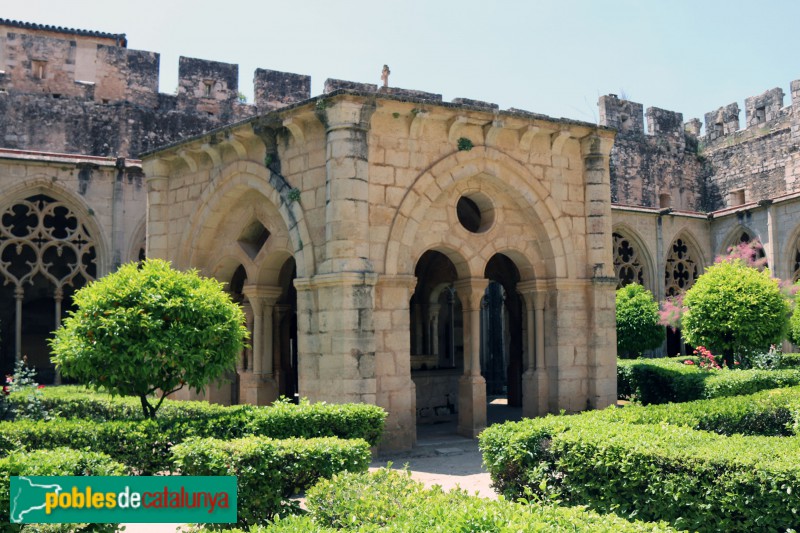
[
  {"x1": 239, "y1": 373, "x2": 279, "y2": 406},
  {"x1": 457, "y1": 374, "x2": 487, "y2": 438},
  {"x1": 522, "y1": 369, "x2": 549, "y2": 418}
]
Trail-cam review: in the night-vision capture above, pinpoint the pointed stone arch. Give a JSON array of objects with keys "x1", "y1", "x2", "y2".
[
  {"x1": 785, "y1": 223, "x2": 800, "y2": 282},
  {"x1": 385, "y1": 147, "x2": 568, "y2": 280},
  {"x1": 177, "y1": 162, "x2": 314, "y2": 278},
  {"x1": 611, "y1": 224, "x2": 655, "y2": 292},
  {"x1": 664, "y1": 232, "x2": 705, "y2": 297},
  {"x1": 718, "y1": 224, "x2": 767, "y2": 266}
]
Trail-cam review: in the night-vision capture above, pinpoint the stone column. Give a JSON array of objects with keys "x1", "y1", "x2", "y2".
[
  {"x1": 373, "y1": 274, "x2": 418, "y2": 450},
  {"x1": 294, "y1": 272, "x2": 379, "y2": 405},
  {"x1": 142, "y1": 160, "x2": 171, "y2": 260},
  {"x1": 518, "y1": 281, "x2": 548, "y2": 417},
  {"x1": 429, "y1": 303, "x2": 441, "y2": 357},
  {"x1": 582, "y1": 132, "x2": 617, "y2": 411},
  {"x1": 273, "y1": 304, "x2": 290, "y2": 394},
  {"x1": 453, "y1": 278, "x2": 489, "y2": 438},
  {"x1": 54, "y1": 287, "x2": 63, "y2": 384},
  {"x1": 318, "y1": 98, "x2": 375, "y2": 274},
  {"x1": 241, "y1": 285, "x2": 282, "y2": 405},
  {"x1": 766, "y1": 201, "x2": 781, "y2": 278},
  {"x1": 14, "y1": 286, "x2": 23, "y2": 362}
]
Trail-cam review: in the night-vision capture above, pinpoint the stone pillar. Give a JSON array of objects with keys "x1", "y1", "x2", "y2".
[
  {"x1": 588, "y1": 276, "x2": 618, "y2": 409},
  {"x1": 294, "y1": 272, "x2": 379, "y2": 404},
  {"x1": 429, "y1": 303, "x2": 441, "y2": 357},
  {"x1": 453, "y1": 278, "x2": 489, "y2": 438},
  {"x1": 14, "y1": 286, "x2": 23, "y2": 362},
  {"x1": 766, "y1": 202, "x2": 781, "y2": 279},
  {"x1": 374, "y1": 274, "x2": 417, "y2": 450},
  {"x1": 142, "y1": 160, "x2": 171, "y2": 261},
  {"x1": 318, "y1": 98, "x2": 375, "y2": 274},
  {"x1": 240, "y1": 285, "x2": 282, "y2": 405},
  {"x1": 582, "y1": 132, "x2": 617, "y2": 411},
  {"x1": 54, "y1": 287, "x2": 63, "y2": 385},
  {"x1": 273, "y1": 304, "x2": 290, "y2": 394},
  {"x1": 518, "y1": 281, "x2": 548, "y2": 417}
]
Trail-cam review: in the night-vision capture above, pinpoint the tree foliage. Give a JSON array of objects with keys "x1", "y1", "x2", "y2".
[
  {"x1": 50, "y1": 259, "x2": 248, "y2": 418},
  {"x1": 615, "y1": 283, "x2": 665, "y2": 358},
  {"x1": 682, "y1": 259, "x2": 789, "y2": 366},
  {"x1": 789, "y1": 294, "x2": 800, "y2": 346}
]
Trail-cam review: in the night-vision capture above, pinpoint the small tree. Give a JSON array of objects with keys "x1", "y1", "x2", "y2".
[
  {"x1": 616, "y1": 283, "x2": 665, "y2": 358},
  {"x1": 682, "y1": 259, "x2": 789, "y2": 367},
  {"x1": 50, "y1": 259, "x2": 248, "y2": 418}
]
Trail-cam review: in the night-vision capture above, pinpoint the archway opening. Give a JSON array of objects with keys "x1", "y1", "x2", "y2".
[
  {"x1": 665, "y1": 237, "x2": 699, "y2": 356},
  {"x1": 410, "y1": 250, "x2": 464, "y2": 426},
  {"x1": 483, "y1": 254, "x2": 523, "y2": 410},
  {"x1": 276, "y1": 257, "x2": 298, "y2": 401}
]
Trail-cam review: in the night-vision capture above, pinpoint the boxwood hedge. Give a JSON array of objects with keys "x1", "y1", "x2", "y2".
[
  {"x1": 618, "y1": 356, "x2": 800, "y2": 404},
  {"x1": 0, "y1": 448, "x2": 126, "y2": 532},
  {"x1": 10, "y1": 386, "x2": 386, "y2": 446},
  {"x1": 305, "y1": 469, "x2": 678, "y2": 532},
  {"x1": 480, "y1": 387, "x2": 800, "y2": 532},
  {"x1": 172, "y1": 436, "x2": 371, "y2": 527},
  {"x1": 204, "y1": 469, "x2": 679, "y2": 532}
]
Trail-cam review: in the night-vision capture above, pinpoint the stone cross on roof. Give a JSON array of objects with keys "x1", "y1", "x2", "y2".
[{"x1": 381, "y1": 65, "x2": 390, "y2": 88}]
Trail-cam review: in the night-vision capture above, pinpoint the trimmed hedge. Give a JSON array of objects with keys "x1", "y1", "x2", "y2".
[
  {"x1": 300, "y1": 468, "x2": 678, "y2": 532},
  {"x1": 0, "y1": 448, "x2": 126, "y2": 532},
  {"x1": 172, "y1": 436, "x2": 371, "y2": 527},
  {"x1": 10, "y1": 386, "x2": 386, "y2": 446},
  {"x1": 480, "y1": 390, "x2": 800, "y2": 532},
  {"x1": 618, "y1": 356, "x2": 800, "y2": 404},
  {"x1": 606, "y1": 386, "x2": 800, "y2": 436},
  {"x1": 0, "y1": 419, "x2": 169, "y2": 474}
]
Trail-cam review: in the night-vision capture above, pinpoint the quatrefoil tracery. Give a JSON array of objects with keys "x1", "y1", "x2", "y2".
[{"x1": 0, "y1": 194, "x2": 96, "y2": 291}]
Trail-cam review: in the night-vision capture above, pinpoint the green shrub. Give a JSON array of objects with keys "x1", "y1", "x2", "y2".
[
  {"x1": 480, "y1": 416, "x2": 800, "y2": 531},
  {"x1": 617, "y1": 356, "x2": 800, "y2": 404},
  {"x1": 602, "y1": 385, "x2": 800, "y2": 436},
  {"x1": 0, "y1": 448, "x2": 126, "y2": 532},
  {"x1": 615, "y1": 284, "x2": 665, "y2": 358},
  {"x1": 301, "y1": 469, "x2": 678, "y2": 532},
  {"x1": 480, "y1": 392, "x2": 800, "y2": 532},
  {"x1": 779, "y1": 353, "x2": 800, "y2": 369},
  {"x1": 11, "y1": 387, "x2": 386, "y2": 446},
  {"x1": 50, "y1": 259, "x2": 248, "y2": 418},
  {"x1": 0, "y1": 419, "x2": 169, "y2": 474},
  {"x1": 682, "y1": 259, "x2": 790, "y2": 366},
  {"x1": 172, "y1": 436, "x2": 371, "y2": 527}
]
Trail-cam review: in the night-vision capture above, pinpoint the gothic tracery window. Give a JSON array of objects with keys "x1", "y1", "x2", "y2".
[
  {"x1": 792, "y1": 238, "x2": 800, "y2": 282},
  {"x1": 613, "y1": 232, "x2": 645, "y2": 289},
  {"x1": 665, "y1": 237, "x2": 698, "y2": 297},
  {"x1": 0, "y1": 194, "x2": 97, "y2": 367}
]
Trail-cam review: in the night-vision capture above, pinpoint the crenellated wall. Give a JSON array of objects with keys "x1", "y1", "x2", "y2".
[
  {"x1": 598, "y1": 94, "x2": 703, "y2": 211},
  {"x1": 0, "y1": 19, "x2": 312, "y2": 157},
  {"x1": 698, "y1": 80, "x2": 800, "y2": 210}
]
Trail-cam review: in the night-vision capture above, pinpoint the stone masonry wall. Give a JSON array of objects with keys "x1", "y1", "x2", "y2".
[
  {"x1": 0, "y1": 20, "x2": 311, "y2": 158},
  {"x1": 599, "y1": 94, "x2": 703, "y2": 211},
  {"x1": 700, "y1": 81, "x2": 800, "y2": 211}
]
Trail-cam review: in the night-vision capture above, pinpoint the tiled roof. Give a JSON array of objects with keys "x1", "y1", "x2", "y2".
[{"x1": 0, "y1": 19, "x2": 126, "y2": 46}]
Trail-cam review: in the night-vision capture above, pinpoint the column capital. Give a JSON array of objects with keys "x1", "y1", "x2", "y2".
[
  {"x1": 453, "y1": 278, "x2": 489, "y2": 311},
  {"x1": 242, "y1": 285, "x2": 283, "y2": 306},
  {"x1": 517, "y1": 281, "x2": 546, "y2": 311}
]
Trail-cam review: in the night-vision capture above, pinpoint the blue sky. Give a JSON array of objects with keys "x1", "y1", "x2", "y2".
[{"x1": 5, "y1": 0, "x2": 800, "y2": 132}]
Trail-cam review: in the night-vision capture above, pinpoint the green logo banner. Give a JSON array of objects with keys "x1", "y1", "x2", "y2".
[{"x1": 10, "y1": 476, "x2": 237, "y2": 524}]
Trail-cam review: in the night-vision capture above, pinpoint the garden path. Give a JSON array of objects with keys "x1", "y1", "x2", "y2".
[{"x1": 119, "y1": 402, "x2": 520, "y2": 532}]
